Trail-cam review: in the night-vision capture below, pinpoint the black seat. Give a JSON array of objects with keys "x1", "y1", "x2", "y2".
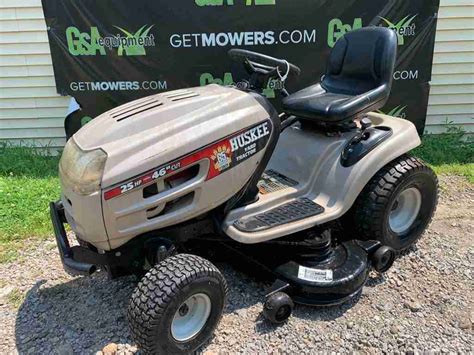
[{"x1": 282, "y1": 27, "x2": 397, "y2": 124}]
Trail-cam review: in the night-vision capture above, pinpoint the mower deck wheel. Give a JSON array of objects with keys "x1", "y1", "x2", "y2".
[
  {"x1": 263, "y1": 292, "x2": 294, "y2": 324},
  {"x1": 372, "y1": 246, "x2": 396, "y2": 273}
]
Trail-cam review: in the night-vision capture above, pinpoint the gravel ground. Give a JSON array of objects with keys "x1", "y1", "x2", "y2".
[{"x1": 0, "y1": 175, "x2": 472, "y2": 354}]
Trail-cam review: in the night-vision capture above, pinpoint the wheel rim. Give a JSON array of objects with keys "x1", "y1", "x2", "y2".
[
  {"x1": 389, "y1": 187, "x2": 422, "y2": 234},
  {"x1": 275, "y1": 305, "x2": 291, "y2": 322},
  {"x1": 171, "y1": 293, "x2": 211, "y2": 342}
]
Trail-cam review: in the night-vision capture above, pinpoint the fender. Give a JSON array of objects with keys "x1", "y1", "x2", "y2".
[{"x1": 223, "y1": 113, "x2": 421, "y2": 243}]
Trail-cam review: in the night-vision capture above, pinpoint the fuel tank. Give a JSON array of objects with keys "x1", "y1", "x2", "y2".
[{"x1": 63, "y1": 84, "x2": 277, "y2": 249}]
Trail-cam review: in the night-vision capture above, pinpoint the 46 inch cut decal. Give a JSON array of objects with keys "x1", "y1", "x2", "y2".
[{"x1": 103, "y1": 120, "x2": 272, "y2": 200}]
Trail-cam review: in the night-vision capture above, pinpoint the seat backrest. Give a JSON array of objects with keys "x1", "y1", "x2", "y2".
[{"x1": 322, "y1": 27, "x2": 397, "y2": 96}]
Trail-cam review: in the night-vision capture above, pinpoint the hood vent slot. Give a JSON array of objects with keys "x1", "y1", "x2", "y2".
[
  {"x1": 114, "y1": 100, "x2": 164, "y2": 122},
  {"x1": 165, "y1": 90, "x2": 199, "y2": 102},
  {"x1": 111, "y1": 90, "x2": 199, "y2": 122},
  {"x1": 111, "y1": 96, "x2": 156, "y2": 115},
  {"x1": 172, "y1": 93, "x2": 199, "y2": 102},
  {"x1": 165, "y1": 90, "x2": 193, "y2": 98}
]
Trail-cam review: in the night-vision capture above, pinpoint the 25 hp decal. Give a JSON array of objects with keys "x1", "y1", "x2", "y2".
[{"x1": 103, "y1": 120, "x2": 272, "y2": 200}]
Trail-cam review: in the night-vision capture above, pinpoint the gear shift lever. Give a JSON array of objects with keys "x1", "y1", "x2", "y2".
[
  {"x1": 351, "y1": 116, "x2": 372, "y2": 144},
  {"x1": 360, "y1": 117, "x2": 372, "y2": 131}
]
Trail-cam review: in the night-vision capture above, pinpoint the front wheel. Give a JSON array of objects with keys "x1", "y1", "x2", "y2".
[
  {"x1": 351, "y1": 155, "x2": 438, "y2": 252},
  {"x1": 128, "y1": 254, "x2": 228, "y2": 354}
]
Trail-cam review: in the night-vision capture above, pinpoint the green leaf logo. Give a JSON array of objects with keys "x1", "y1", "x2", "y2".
[
  {"x1": 378, "y1": 105, "x2": 407, "y2": 118},
  {"x1": 114, "y1": 25, "x2": 155, "y2": 56},
  {"x1": 380, "y1": 15, "x2": 417, "y2": 45}
]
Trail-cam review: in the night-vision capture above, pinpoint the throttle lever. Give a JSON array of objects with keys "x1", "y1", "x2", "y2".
[{"x1": 360, "y1": 117, "x2": 372, "y2": 131}]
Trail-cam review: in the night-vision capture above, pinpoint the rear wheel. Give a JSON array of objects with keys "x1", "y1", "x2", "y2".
[
  {"x1": 128, "y1": 254, "x2": 227, "y2": 354},
  {"x1": 352, "y1": 155, "x2": 438, "y2": 252}
]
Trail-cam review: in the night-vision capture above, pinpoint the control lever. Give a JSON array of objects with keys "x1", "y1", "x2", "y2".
[
  {"x1": 360, "y1": 117, "x2": 372, "y2": 131},
  {"x1": 351, "y1": 117, "x2": 372, "y2": 144},
  {"x1": 341, "y1": 119, "x2": 393, "y2": 167}
]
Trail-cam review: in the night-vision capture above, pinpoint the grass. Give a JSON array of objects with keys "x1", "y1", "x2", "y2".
[
  {"x1": 5, "y1": 287, "x2": 26, "y2": 309},
  {"x1": 413, "y1": 127, "x2": 473, "y2": 183},
  {"x1": 0, "y1": 144, "x2": 61, "y2": 263},
  {"x1": 0, "y1": 131, "x2": 472, "y2": 263}
]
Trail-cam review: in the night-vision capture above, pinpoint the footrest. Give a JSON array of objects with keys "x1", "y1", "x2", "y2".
[{"x1": 234, "y1": 198, "x2": 324, "y2": 232}]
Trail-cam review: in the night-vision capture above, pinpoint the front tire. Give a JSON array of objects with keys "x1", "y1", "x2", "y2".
[
  {"x1": 128, "y1": 254, "x2": 228, "y2": 354},
  {"x1": 352, "y1": 155, "x2": 438, "y2": 252}
]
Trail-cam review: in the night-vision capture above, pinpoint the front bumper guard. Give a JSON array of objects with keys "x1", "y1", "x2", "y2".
[
  {"x1": 50, "y1": 201, "x2": 98, "y2": 276},
  {"x1": 50, "y1": 200, "x2": 142, "y2": 276}
]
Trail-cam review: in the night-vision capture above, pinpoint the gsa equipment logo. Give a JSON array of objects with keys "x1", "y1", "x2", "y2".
[
  {"x1": 66, "y1": 25, "x2": 156, "y2": 56},
  {"x1": 196, "y1": 0, "x2": 275, "y2": 6},
  {"x1": 200, "y1": 72, "x2": 277, "y2": 98},
  {"x1": 380, "y1": 15, "x2": 417, "y2": 46},
  {"x1": 327, "y1": 15, "x2": 417, "y2": 47},
  {"x1": 327, "y1": 18, "x2": 362, "y2": 48},
  {"x1": 379, "y1": 105, "x2": 407, "y2": 119}
]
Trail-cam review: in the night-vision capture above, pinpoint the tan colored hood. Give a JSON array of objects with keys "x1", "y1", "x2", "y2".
[
  {"x1": 75, "y1": 85, "x2": 235, "y2": 150},
  {"x1": 73, "y1": 84, "x2": 269, "y2": 188}
]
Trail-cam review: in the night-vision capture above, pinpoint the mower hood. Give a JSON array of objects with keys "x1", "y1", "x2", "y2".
[{"x1": 73, "y1": 84, "x2": 270, "y2": 188}]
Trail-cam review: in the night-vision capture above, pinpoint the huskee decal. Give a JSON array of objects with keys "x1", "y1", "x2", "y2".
[
  {"x1": 230, "y1": 121, "x2": 270, "y2": 163},
  {"x1": 104, "y1": 120, "x2": 272, "y2": 200},
  {"x1": 230, "y1": 122, "x2": 270, "y2": 152}
]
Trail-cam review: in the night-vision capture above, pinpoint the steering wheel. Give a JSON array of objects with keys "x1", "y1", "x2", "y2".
[{"x1": 228, "y1": 49, "x2": 301, "y2": 86}]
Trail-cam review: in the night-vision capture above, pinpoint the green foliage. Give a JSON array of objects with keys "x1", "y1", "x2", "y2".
[
  {"x1": 0, "y1": 143, "x2": 60, "y2": 178},
  {"x1": 0, "y1": 176, "x2": 60, "y2": 241},
  {"x1": 0, "y1": 242, "x2": 19, "y2": 264},
  {"x1": 0, "y1": 144, "x2": 61, "y2": 262},
  {"x1": 5, "y1": 288, "x2": 25, "y2": 309},
  {"x1": 413, "y1": 125, "x2": 473, "y2": 182}
]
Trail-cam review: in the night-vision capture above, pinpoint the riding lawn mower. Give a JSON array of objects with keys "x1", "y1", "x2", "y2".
[{"x1": 50, "y1": 27, "x2": 438, "y2": 354}]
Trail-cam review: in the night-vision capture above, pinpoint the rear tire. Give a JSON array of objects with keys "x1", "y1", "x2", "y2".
[
  {"x1": 128, "y1": 254, "x2": 227, "y2": 354},
  {"x1": 351, "y1": 155, "x2": 438, "y2": 252}
]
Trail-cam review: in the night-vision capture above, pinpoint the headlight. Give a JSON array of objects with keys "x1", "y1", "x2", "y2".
[{"x1": 59, "y1": 139, "x2": 107, "y2": 195}]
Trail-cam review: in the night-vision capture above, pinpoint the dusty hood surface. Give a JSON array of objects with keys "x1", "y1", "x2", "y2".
[{"x1": 73, "y1": 84, "x2": 269, "y2": 188}]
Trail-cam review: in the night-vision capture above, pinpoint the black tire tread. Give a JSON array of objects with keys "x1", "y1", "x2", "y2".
[
  {"x1": 127, "y1": 254, "x2": 228, "y2": 354},
  {"x1": 352, "y1": 155, "x2": 438, "y2": 252}
]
